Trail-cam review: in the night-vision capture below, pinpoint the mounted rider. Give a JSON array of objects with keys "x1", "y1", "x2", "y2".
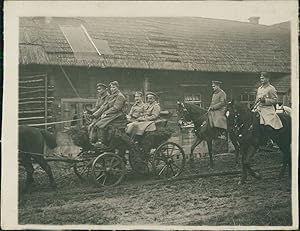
[
  {"x1": 93, "y1": 81, "x2": 127, "y2": 148},
  {"x1": 253, "y1": 72, "x2": 283, "y2": 130},
  {"x1": 87, "y1": 83, "x2": 110, "y2": 142},
  {"x1": 126, "y1": 92, "x2": 161, "y2": 137},
  {"x1": 207, "y1": 80, "x2": 227, "y2": 139},
  {"x1": 126, "y1": 91, "x2": 145, "y2": 122}
]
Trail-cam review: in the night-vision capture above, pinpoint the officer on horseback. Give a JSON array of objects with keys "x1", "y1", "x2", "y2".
[
  {"x1": 208, "y1": 80, "x2": 227, "y2": 139},
  {"x1": 254, "y1": 72, "x2": 283, "y2": 130}
]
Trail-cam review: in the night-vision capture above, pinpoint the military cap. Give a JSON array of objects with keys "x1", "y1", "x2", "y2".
[
  {"x1": 97, "y1": 83, "x2": 107, "y2": 89},
  {"x1": 134, "y1": 91, "x2": 143, "y2": 97},
  {"x1": 109, "y1": 81, "x2": 119, "y2": 87},
  {"x1": 212, "y1": 80, "x2": 222, "y2": 85},
  {"x1": 146, "y1": 91, "x2": 158, "y2": 99},
  {"x1": 260, "y1": 72, "x2": 270, "y2": 78}
]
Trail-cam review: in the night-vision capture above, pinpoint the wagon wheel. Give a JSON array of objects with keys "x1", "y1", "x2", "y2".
[
  {"x1": 91, "y1": 152, "x2": 126, "y2": 187},
  {"x1": 128, "y1": 147, "x2": 150, "y2": 175},
  {"x1": 153, "y1": 142, "x2": 185, "y2": 179},
  {"x1": 73, "y1": 159, "x2": 93, "y2": 182}
]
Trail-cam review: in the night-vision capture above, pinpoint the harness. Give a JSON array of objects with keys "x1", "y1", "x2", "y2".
[{"x1": 231, "y1": 112, "x2": 254, "y2": 140}]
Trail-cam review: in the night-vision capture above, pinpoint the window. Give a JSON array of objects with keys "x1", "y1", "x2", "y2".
[{"x1": 180, "y1": 84, "x2": 208, "y2": 108}]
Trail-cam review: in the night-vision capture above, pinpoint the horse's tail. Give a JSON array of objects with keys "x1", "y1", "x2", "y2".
[{"x1": 40, "y1": 130, "x2": 58, "y2": 149}]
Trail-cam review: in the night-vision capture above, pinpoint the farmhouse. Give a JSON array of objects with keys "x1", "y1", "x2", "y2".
[{"x1": 19, "y1": 17, "x2": 291, "y2": 130}]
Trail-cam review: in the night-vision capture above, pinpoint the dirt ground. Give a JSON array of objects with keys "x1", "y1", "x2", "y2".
[{"x1": 18, "y1": 150, "x2": 292, "y2": 226}]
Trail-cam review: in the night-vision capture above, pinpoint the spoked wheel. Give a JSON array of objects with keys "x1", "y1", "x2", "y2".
[
  {"x1": 153, "y1": 142, "x2": 185, "y2": 179},
  {"x1": 91, "y1": 152, "x2": 126, "y2": 187},
  {"x1": 73, "y1": 150, "x2": 96, "y2": 182},
  {"x1": 73, "y1": 159, "x2": 93, "y2": 182}
]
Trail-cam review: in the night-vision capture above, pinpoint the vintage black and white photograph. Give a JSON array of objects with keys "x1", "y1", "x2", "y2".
[{"x1": 2, "y1": 1, "x2": 299, "y2": 229}]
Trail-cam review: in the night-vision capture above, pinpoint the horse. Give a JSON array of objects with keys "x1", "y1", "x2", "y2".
[
  {"x1": 19, "y1": 125, "x2": 58, "y2": 190},
  {"x1": 226, "y1": 100, "x2": 291, "y2": 184},
  {"x1": 177, "y1": 102, "x2": 240, "y2": 168}
]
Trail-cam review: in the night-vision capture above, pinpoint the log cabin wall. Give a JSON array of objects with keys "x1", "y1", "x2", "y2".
[
  {"x1": 19, "y1": 64, "x2": 289, "y2": 133},
  {"x1": 19, "y1": 67, "x2": 55, "y2": 131}
]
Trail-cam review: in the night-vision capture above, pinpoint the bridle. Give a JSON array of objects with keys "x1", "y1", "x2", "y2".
[
  {"x1": 227, "y1": 103, "x2": 253, "y2": 139},
  {"x1": 177, "y1": 102, "x2": 209, "y2": 129}
]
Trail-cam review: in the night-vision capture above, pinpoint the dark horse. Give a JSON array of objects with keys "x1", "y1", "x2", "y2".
[
  {"x1": 19, "y1": 125, "x2": 57, "y2": 190},
  {"x1": 177, "y1": 102, "x2": 240, "y2": 167},
  {"x1": 226, "y1": 100, "x2": 291, "y2": 184}
]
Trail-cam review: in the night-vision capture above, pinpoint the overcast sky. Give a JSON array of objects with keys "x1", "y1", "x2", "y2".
[
  {"x1": 5, "y1": 1, "x2": 298, "y2": 25},
  {"x1": 82, "y1": 1, "x2": 297, "y2": 25}
]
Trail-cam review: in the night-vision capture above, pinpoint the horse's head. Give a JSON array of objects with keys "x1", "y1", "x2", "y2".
[
  {"x1": 177, "y1": 101, "x2": 192, "y2": 127},
  {"x1": 177, "y1": 101, "x2": 208, "y2": 128},
  {"x1": 226, "y1": 100, "x2": 240, "y2": 128},
  {"x1": 226, "y1": 99, "x2": 257, "y2": 138}
]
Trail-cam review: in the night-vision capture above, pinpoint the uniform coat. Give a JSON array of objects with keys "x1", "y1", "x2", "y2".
[
  {"x1": 88, "y1": 92, "x2": 110, "y2": 139},
  {"x1": 127, "y1": 101, "x2": 145, "y2": 122},
  {"x1": 256, "y1": 83, "x2": 283, "y2": 129},
  {"x1": 126, "y1": 102, "x2": 161, "y2": 136},
  {"x1": 92, "y1": 93, "x2": 110, "y2": 119},
  {"x1": 208, "y1": 88, "x2": 227, "y2": 129},
  {"x1": 95, "y1": 90, "x2": 126, "y2": 129}
]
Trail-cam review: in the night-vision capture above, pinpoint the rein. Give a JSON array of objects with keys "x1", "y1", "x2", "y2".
[{"x1": 232, "y1": 110, "x2": 254, "y2": 139}]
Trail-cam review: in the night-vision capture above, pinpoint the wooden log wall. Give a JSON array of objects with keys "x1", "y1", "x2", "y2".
[{"x1": 19, "y1": 73, "x2": 54, "y2": 130}]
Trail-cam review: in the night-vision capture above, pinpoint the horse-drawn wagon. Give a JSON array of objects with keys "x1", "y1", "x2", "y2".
[
  {"x1": 68, "y1": 113, "x2": 186, "y2": 187},
  {"x1": 19, "y1": 112, "x2": 186, "y2": 190}
]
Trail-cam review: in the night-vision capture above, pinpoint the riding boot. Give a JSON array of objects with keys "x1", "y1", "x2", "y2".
[{"x1": 94, "y1": 128, "x2": 108, "y2": 149}]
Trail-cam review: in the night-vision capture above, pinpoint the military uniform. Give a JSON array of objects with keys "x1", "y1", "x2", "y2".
[
  {"x1": 256, "y1": 83, "x2": 283, "y2": 129},
  {"x1": 126, "y1": 97, "x2": 161, "y2": 136},
  {"x1": 95, "y1": 89, "x2": 126, "y2": 129},
  {"x1": 208, "y1": 88, "x2": 227, "y2": 130},
  {"x1": 88, "y1": 92, "x2": 110, "y2": 141},
  {"x1": 127, "y1": 101, "x2": 145, "y2": 122}
]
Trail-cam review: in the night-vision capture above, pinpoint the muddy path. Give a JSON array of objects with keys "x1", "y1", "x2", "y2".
[{"x1": 18, "y1": 150, "x2": 292, "y2": 226}]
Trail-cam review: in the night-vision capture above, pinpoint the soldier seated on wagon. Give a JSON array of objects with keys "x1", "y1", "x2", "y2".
[
  {"x1": 93, "y1": 81, "x2": 127, "y2": 149},
  {"x1": 126, "y1": 91, "x2": 145, "y2": 122},
  {"x1": 86, "y1": 83, "x2": 110, "y2": 142},
  {"x1": 126, "y1": 92, "x2": 161, "y2": 138}
]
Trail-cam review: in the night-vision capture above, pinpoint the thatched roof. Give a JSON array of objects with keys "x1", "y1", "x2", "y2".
[{"x1": 19, "y1": 17, "x2": 290, "y2": 73}]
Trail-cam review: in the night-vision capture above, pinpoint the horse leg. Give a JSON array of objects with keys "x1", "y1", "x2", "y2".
[
  {"x1": 245, "y1": 145, "x2": 261, "y2": 180},
  {"x1": 239, "y1": 146, "x2": 247, "y2": 184},
  {"x1": 35, "y1": 157, "x2": 57, "y2": 189},
  {"x1": 229, "y1": 130, "x2": 240, "y2": 164},
  {"x1": 278, "y1": 142, "x2": 291, "y2": 178},
  {"x1": 206, "y1": 138, "x2": 213, "y2": 168},
  {"x1": 190, "y1": 136, "x2": 202, "y2": 161},
  {"x1": 20, "y1": 156, "x2": 35, "y2": 190}
]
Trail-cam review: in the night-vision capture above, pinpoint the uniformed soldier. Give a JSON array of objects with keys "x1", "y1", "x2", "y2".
[
  {"x1": 208, "y1": 80, "x2": 227, "y2": 139},
  {"x1": 126, "y1": 91, "x2": 145, "y2": 122},
  {"x1": 87, "y1": 83, "x2": 110, "y2": 142},
  {"x1": 126, "y1": 92, "x2": 161, "y2": 137},
  {"x1": 93, "y1": 81, "x2": 127, "y2": 148},
  {"x1": 255, "y1": 72, "x2": 283, "y2": 130}
]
